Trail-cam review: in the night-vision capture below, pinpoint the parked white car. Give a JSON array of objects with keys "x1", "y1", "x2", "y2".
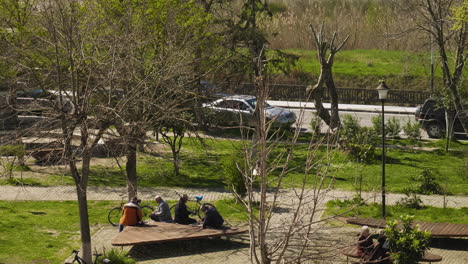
[{"x1": 202, "y1": 95, "x2": 296, "y2": 127}]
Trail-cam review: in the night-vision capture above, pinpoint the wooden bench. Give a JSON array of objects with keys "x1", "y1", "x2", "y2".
[
  {"x1": 112, "y1": 222, "x2": 248, "y2": 246},
  {"x1": 341, "y1": 246, "x2": 442, "y2": 264}
]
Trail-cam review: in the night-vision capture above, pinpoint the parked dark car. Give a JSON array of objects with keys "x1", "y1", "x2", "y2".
[{"x1": 415, "y1": 98, "x2": 466, "y2": 138}]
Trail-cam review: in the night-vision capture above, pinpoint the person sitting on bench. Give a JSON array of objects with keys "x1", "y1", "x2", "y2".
[
  {"x1": 357, "y1": 226, "x2": 374, "y2": 260},
  {"x1": 201, "y1": 204, "x2": 224, "y2": 229},
  {"x1": 119, "y1": 197, "x2": 142, "y2": 232},
  {"x1": 370, "y1": 230, "x2": 390, "y2": 263},
  {"x1": 150, "y1": 195, "x2": 173, "y2": 222},
  {"x1": 174, "y1": 194, "x2": 197, "y2": 225}
]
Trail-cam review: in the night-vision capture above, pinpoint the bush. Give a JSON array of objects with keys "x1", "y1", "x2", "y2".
[
  {"x1": 347, "y1": 143, "x2": 375, "y2": 163},
  {"x1": 384, "y1": 215, "x2": 431, "y2": 264},
  {"x1": 385, "y1": 116, "x2": 401, "y2": 138},
  {"x1": 309, "y1": 112, "x2": 322, "y2": 136},
  {"x1": 397, "y1": 191, "x2": 424, "y2": 209},
  {"x1": 340, "y1": 114, "x2": 362, "y2": 143},
  {"x1": 222, "y1": 153, "x2": 247, "y2": 199},
  {"x1": 403, "y1": 120, "x2": 421, "y2": 140},
  {"x1": 371, "y1": 114, "x2": 383, "y2": 135},
  {"x1": 415, "y1": 169, "x2": 443, "y2": 195},
  {"x1": 0, "y1": 145, "x2": 26, "y2": 159},
  {"x1": 96, "y1": 249, "x2": 136, "y2": 264}
]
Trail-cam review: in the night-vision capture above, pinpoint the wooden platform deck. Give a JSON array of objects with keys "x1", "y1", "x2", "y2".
[
  {"x1": 346, "y1": 217, "x2": 468, "y2": 237},
  {"x1": 112, "y1": 222, "x2": 248, "y2": 246}
]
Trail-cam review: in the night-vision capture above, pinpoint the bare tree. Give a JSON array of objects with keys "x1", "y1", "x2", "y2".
[
  {"x1": 1, "y1": 0, "x2": 115, "y2": 262},
  {"x1": 307, "y1": 23, "x2": 349, "y2": 132},
  {"x1": 391, "y1": 0, "x2": 467, "y2": 135}
]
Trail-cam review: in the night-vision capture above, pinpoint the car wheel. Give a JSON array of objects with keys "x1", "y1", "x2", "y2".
[{"x1": 426, "y1": 122, "x2": 443, "y2": 138}]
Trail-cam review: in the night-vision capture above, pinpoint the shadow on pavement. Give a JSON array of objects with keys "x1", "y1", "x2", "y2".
[
  {"x1": 431, "y1": 237, "x2": 468, "y2": 251},
  {"x1": 129, "y1": 237, "x2": 250, "y2": 261}
]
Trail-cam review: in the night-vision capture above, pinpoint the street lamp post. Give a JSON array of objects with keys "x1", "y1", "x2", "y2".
[{"x1": 376, "y1": 81, "x2": 389, "y2": 219}]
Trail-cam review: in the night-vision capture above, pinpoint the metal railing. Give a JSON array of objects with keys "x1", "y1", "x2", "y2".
[{"x1": 220, "y1": 83, "x2": 430, "y2": 106}]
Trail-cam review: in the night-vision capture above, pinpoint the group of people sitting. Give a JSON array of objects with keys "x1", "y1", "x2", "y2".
[
  {"x1": 118, "y1": 194, "x2": 224, "y2": 232},
  {"x1": 356, "y1": 225, "x2": 390, "y2": 263}
]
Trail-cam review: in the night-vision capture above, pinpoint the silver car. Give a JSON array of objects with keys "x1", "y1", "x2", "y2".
[{"x1": 202, "y1": 95, "x2": 296, "y2": 127}]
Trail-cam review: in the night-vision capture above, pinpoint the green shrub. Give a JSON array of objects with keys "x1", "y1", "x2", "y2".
[
  {"x1": 397, "y1": 191, "x2": 424, "y2": 209},
  {"x1": 384, "y1": 215, "x2": 431, "y2": 264},
  {"x1": 340, "y1": 114, "x2": 362, "y2": 143},
  {"x1": 403, "y1": 120, "x2": 421, "y2": 140},
  {"x1": 386, "y1": 116, "x2": 401, "y2": 138},
  {"x1": 222, "y1": 153, "x2": 247, "y2": 199},
  {"x1": 309, "y1": 112, "x2": 322, "y2": 136},
  {"x1": 0, "y1": 145, "x2": 26, "y2": 158},
  {"x1": 371, "y1": 114, "x2": 383, "y2": 135},
  {"x1": 415, "y1": 169, "x2": 443, "y2": 195},
  {"x1": 347, "y1": 143, "x2": 375, "y2": 163},
  {"x1": 96, "y1": 249, "x2": 136, "y2": 264}
]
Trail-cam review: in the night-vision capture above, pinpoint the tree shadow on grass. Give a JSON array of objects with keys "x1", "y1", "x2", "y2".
[{"x1": 128, "y1": 237, "x2": 250, "y2": 261}]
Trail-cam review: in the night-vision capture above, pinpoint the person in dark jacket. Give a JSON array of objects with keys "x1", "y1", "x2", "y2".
[
  {"x1": 201, "y1": 204, "x2": 224, "y2": 229},
  {"x1": 174, "y1": 194, "x2": 197, "y2": 225}
]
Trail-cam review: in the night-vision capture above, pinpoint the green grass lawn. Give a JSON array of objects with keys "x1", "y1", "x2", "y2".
[
  {"x1": 0, "y1": 199, "x2": 247, "y2": 264},
  {"x1": 325, "y1": 199, "x2": 468, "y2": 224},
  {"x1": 2, "y1": 136, "x2": 467, "y2": 195}
]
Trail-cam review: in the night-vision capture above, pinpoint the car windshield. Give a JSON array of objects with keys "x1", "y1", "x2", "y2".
[{"x1": 246, "y1": 98, "x2": 271, "y2": 109}]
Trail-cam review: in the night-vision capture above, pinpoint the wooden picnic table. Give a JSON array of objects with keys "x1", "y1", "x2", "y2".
[
  {"x1": 346, "y1": 217, "x2": 468, "y2": 238},
  {"x1": 112, "y1": 222, "x2": 248, "y2": 246}
]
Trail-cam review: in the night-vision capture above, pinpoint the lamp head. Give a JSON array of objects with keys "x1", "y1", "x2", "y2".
[{"x1": 376, "y1": 81, "x2": 390, "y2": 100}]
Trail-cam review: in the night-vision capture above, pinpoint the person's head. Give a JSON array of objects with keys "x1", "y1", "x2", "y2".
[
  {"x1": 200, "y1": 204, "x2": 211, "y2": 213},
  {"x1": 361, "y1": 226, "x2": 370, "y2": 236},
  {"x1": 155, "y1": 195, "x2": 162, "y2": 203},
  {"x1": 131, "y1": 197, "x2": 139, "y2": 204},
  {"x1": 181, "y1": 194, "x2": 189, "y2": 202}
]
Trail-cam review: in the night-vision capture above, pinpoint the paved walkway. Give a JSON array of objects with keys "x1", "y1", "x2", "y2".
[
  {"x1": 1, "y1": 186, "x2": 467, "y2": 208},
  {"x1": 3, "y1": 186, "x2": 466, "y2": 264}
]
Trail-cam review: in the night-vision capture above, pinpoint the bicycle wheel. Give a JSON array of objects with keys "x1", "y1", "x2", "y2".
[
  {"x1": 108, "y1": 207, "x2": 122, "y2": 226},
  {"x1": 140, "y1": 205, "x2": 154, "y2": 222},
  {"x1": 198, "y1": 202, "x2": 216, "y2": 219}
]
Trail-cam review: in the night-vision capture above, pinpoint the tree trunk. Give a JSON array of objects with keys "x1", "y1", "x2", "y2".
[
  {"x1": 325, "y1": 68, "x2": 341, "y2": 130},
  {"x1": 126, "y1": 144, "x2": 138, "y2": 199},
  {"x1": 76, "y1": 184, "x2": 92, "y2": 264},
  {"x1": 172, "y1": 149, "x2": 180, "y2": 176}
]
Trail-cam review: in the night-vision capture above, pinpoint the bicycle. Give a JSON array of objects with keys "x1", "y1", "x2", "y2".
[
  {"x1": 64, "y1": 249, "x2": 110, "y2": 264},
  {"x1": 169, "y1": 192, "x2": 216, "y2": 219},
  {"x1": 107, "y1": 197, "x2": 154, "y2": 226}
]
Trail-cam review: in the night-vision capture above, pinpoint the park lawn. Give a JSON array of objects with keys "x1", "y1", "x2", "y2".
[
  {"x1": 286, "y1": 49, "x2": 434, "y2": 77},
  {"x1": 0, "y1": 200, "x2": 113, "y2": 264},
  {"x1": 0, "y1": 199, "x2": 247, "y2": 264},
  {"x1": 2, "y1": 136, "x2": 467, "y2": 195},
  {"x1": 325, "y1": 199, "x2": 468, "y2": 225}
]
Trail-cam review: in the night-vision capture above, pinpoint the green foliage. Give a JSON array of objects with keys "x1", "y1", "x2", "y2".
[
  {"x1": 96, "y1": 249, "x2": 136, "y2": 264},
  {"x1": 340, "y1": 115, "x2": 377, "y2": 162},
  {"x1": 414, "y1": 169, "x2": 443, "y2": 195},
  {"x1": 222, "y1": 151, "x2": 247, "y2": 198},
  {"x1": 371, "y1": 114, "x2": 383, "y2": 135},
  {"x1": 384, "y1": 215, "x2": 431, "y2": 264},
  {"x1": 0, "y1": 144, "x2": 26, "y2": 159},
  {"x1": 397, "y1": 192, "x2": 424, "y2": 209},
  {"x1": 340, "y1": 114, "x2": 362, "y2": 143},
  {"x1": 347, "y1": 143, "x2": 375, "y2": 163},
  {"x1": 309, "y1": 112, "x2": 322, "y2": 137},
  {"x1": 386, "y1": 116, "x2": 401, "y2": 138},
  {"x1": 268, "y1": 2, "x2": 288, "y2": 14},
  {"x1": 451, "y1": 1, "x2": 468, "y2": 30},
  {"x1": 403, "y1": 120, "x2": 421, "y2": 140}
]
